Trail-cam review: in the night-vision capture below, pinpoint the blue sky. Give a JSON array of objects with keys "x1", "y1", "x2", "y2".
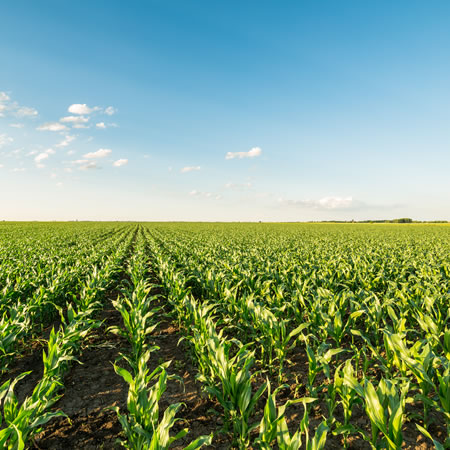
[{"x1": 1, "y1": 0, "x2": 449, "y2": 221}]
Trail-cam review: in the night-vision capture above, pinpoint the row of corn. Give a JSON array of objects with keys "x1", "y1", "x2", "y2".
[{"x1": 0, "y1": 225, "x2": 135, "y2": 448}]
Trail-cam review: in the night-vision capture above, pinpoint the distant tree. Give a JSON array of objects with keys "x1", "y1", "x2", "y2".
[{"x1": 392, "y1": 218, "x2": 413, "y2": 223}]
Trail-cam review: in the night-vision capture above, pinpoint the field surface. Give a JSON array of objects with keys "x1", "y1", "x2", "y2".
[{"x1": 0, "y1": 222, "x2": 449, "y2": 449}]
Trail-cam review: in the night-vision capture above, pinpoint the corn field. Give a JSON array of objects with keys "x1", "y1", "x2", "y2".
[{"x1": 0, "y1": 222, "x2": 448, "y2": 449}]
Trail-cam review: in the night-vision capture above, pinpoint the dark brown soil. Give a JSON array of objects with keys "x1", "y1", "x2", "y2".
[{"x1": 32, "y1": 306, "x2": 128, "y2": 449}]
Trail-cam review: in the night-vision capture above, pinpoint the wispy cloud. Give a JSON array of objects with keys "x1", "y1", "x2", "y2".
[
  {"x1": 225, "y1": 146, "x2": 262, "y2": 160},
  {"x1": 60, "y1": 115, "x2": 89, "y2": 124},
  {"x1": 0, "y1": 134, "x2": 13, "y2": 148},
  {"x1": 180, "y1": 166, "x2": 201, "y2": 173},
  {"x1": 113, "y1": 159, "x2": 128, "y2": 167},
  {"x1": 189, "y1": 190, "x2": 221, "y2": 200},
  {"x1": 16, "y1": 106, "x2": 38, "y2": 117},
  {"x1": 9, "y1": 123, "x2": 24, "y2": 128},
  {"x1": 279, "y1": 195, "x2": 357, "y2": 210},
  {"x1": 104, "y1": 106, "x2": 117, "y2": 116},
  {"x1": 56, "y1": 135, "x2": 75, "y2": 148},
  {"x1": 71, "y1": 159, "x2": 99, "y2": 170},
  {"x1": 83, "y1": 148, "x2": 111, "y2": 159},
  {"x1": 34, "y1": 152, "x2": 49, "y2": 168},
  {"x1": 34, "y1": 148, "x2": 55, "y2": 168},
  {"x1": 79, "y1": 161, "x2": 99, "y2": 170},
  {"x1": 37, "y1": 122, "x2": 67, "y2": 132},
  {"x1": 0, "y1": 91, "x2": 38, "y2": 118},
  {"x1": 96, "y1": 122, "x2": 106, "y2": 129}
]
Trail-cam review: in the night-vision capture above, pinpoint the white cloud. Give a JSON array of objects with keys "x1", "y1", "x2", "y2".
[
  {"x1": 60, "y1": 115, "x2": 89, "y2": 124},
  {"x1": 64, "y1": 167, "x2": 73, "y2": 173},
  {"x1": 80, "y1": 161, "x2": 99, "y2": 170},
  {"x1": 12, "y1": 167, "x2": 26, "y2": 172},
  {"x1": 104, "y1": 106, "x2": 117, "y2": 116},
  {"x1": 71, "y1": 159, "x2": 99, "y2": 170},
  {"x1": 95, "y1": 121, "x2": 117, "y2": 129},
  {"x1": 35, "y1": 152, "x2": 49, "y2": 164},
  {"x1": 0, "y1": 134, "x2": 13, "y2": 148},
  {"x1": 83, "y1": 148, "x2": 111, "y2": 159},
  {"x1": 113, "y1": 158, "x2": 128, "y2": 167},
  {"x1": 56, "y1": 182, "x2": 63, "y2": 187},
  {"x1": 67, "y1": 150, "x2": 75, "y2": 155},
  {"x1": 0, "y1": 92, "x2": 38, "y2": 118},
  {"x1": 225, "y1": 146, "x2": 262, "y2": 160},
  {"x1": 0, "y1": 164, "x2": 4, "y2": 168},
  {"x1": 34, "y1": 150, "x2": 54, "y2": 168},
  {"x1": 189, "y1": 190, "x2": 219, "y2": 199},
  {"x1": 16, "y1": 106, "x2": 38, "y2": 117},
  {"x1": 180, "y1": 166, "x2": 201, "y2": 173},
  {"x1": 37, "y1": 122, "x2": 67, "y2": 132},
  {"x1": 9, "y1": 123, "x2": 24, "y2": 128},
  {"x1": 56, "y1": 135, "x2": 75, "y2": 147},
  {"x1": 280, "y1": 196, "x2": 356, "y2": 210},
  {"x1": 72, "y1": 123, "x2": 90, "y2": 129},
  {"x1": 68, "y1": 103, "x2": 98, "y2": 115},
  {"x1": 317, "y1": 196, "x2": 354, "y2": 209}
]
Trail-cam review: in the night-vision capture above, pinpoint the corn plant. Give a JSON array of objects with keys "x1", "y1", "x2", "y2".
[
  {"x1": 0, "y1": 372, "x2": 66, "y2": 449},
  {"x1": 247, "y1": 300, "x2": 308, "y2": 381},
  {"x1": 195, "y1": 329, "x2": 266, "y2": 448},
  {"x1": 255, "y1": 380, "x2": 323, "y2": 449},
  {"x1": 276, "y1": 396, "x2": 328, "y2": 450},
  {"x1": 109, "y1": 286, "x2": 160, "y2": 371},
  {"x1": 333, "y1": 360, "x2": 362, "y2": 446},
  {"x1": 113, "y1": 351, "x2": 212, "y2": 449},
  {"x1": 343, "y1": 363, "x2": 410, "y2": 450},
  {"x1": 0, "y1": 305, "x2": 31, "y2": 372}
]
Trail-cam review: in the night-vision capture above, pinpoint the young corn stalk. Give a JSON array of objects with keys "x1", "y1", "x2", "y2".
[
  {"x1": 196, "y1": 327, "x2": 267, "y2": 448},
  {"x1": 0, "y1": 304, "x2": 31, "y2": 372},
  {"x1": 343, "y1": 362, "x2": 411, "y2": 450},
  {"x1": 113, "y1": 351, "x2": 212, "y2": 450},
  {"x1": 0, "y1": 372, "x2": 65, "y2": 449},
  {"x1": 109, "y1": 283, "x2": 160, "y2": 372},
  {"x1": 247, "y1": 300, "x2": 308, "y2": 382},
  {"x1": 333, "y1": 360, "x2": 362, "y2": 447},
  {"x1": 256, "y1": 381, "x2": 328, "y2": 450},
  {"x1": 256, "y1": 380, "x2": 328, "y2": 449}
]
